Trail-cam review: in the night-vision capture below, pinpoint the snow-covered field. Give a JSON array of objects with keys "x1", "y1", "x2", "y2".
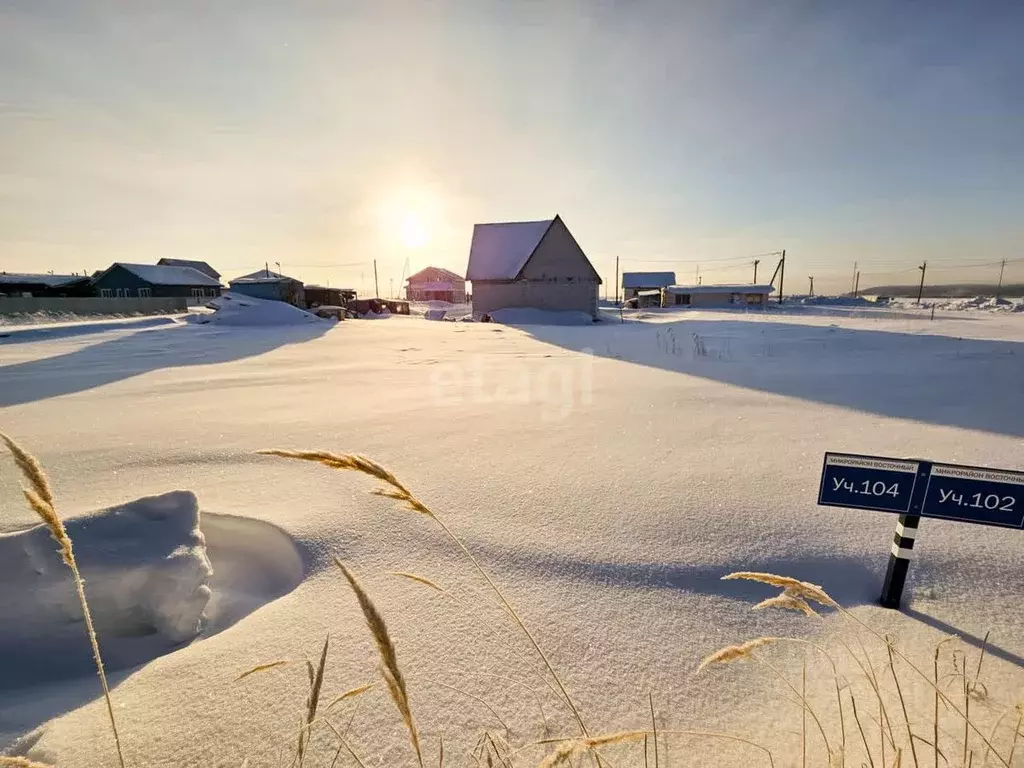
[{"x1": 1, "y1": 302, "x2": 1022, "y2": 767}]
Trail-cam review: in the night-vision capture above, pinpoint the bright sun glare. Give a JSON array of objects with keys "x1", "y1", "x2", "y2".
[{"x1": 399, "y1": 211, "x2": 429, "y2": 249}]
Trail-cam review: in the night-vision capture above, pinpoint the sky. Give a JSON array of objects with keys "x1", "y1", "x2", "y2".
[{"x1": 2, "y1": 0, "x2": 1023, "y2": 296}]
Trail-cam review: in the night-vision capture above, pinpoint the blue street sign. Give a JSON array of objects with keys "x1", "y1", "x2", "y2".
[
  {"x1": 921, "y1": 463, "x2": 1024, "y2": 529},
  {"x1": 818, "y1": 453, "x2": 921, "y2": 514}
]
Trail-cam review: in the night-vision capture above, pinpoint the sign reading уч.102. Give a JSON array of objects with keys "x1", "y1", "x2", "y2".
[{"x1": 818, "y1": 452, "x2": 1024, "y2": 529}]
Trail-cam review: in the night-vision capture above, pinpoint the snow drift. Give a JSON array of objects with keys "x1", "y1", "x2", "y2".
[
  {"x1": 186, "y1": 293, "x2": 324, "y2": 326},
  {"x1": 0, "y1": 491, "x2": 304, "y2": 694}
]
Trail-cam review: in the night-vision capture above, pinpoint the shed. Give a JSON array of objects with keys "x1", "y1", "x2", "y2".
[
  {"x1": 665, "y1": 284, "x2": 775, "y2": 308},
  {"x1": 157, "y1": 259, "x2": 221, "y2": 280},
  {"x1": 304, "y1": 285, "x2": 343, "y2": 308},
  {"x1": 0, "y1": 272, "x2": 94, "y2": 298},
  {"x1": 466, "y1": 215, "x2": 601, "y2": 319},
  {"x1": 229, "y1": 270, "x2": 305, "y2": 307},
  {"x1": 621, "y1": 272, "x2": 675, "y2": 302},
  {"x1": 92, "y1": 263, "x2": 222, "y2": 300},
  {"x1": 405, "y1": 267, "x2": 466, "y2": 304}
]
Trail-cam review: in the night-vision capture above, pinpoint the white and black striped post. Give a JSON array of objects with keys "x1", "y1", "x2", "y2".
[{"x1": 879, "y1": 460, "x2": 931, "y2": 609}]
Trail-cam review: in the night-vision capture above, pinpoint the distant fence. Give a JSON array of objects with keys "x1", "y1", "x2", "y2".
[{"x1": 0, "y1": 296, "x2": 187, "y2": 316}]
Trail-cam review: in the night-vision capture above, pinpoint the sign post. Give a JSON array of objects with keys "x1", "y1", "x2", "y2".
[{"x1": 818, "y1": 452, "x2": 1023, "y2": 609}]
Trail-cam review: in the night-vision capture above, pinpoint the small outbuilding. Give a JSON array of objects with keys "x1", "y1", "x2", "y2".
[
  {"x1": 229, "y1": 270, "x2": 305, "y2": 307},
  {"x1": 665, "y1": 284, "x2": 775, "y2": 308},
  {"x1": 92, "y1": 263, "x2": 222, "y2": 300},
  {"x1": 621, "y1": 272, "x2": 675, "y2": 302},
  {"x1": 157, "y1": 258, "x2": 221, "y2": 281},
  {"x1": 303, "y1": 285, "x2": 344, "y2": 308},
  {"x1": 466, "y1": 215, "x2": 602, "y2": 319},
  {"x1": 0, "y1": 272, "x2": 94, "y2": 298},
  {"x1": 405, "y1": 267, "x2": 466, "y2": 304}
]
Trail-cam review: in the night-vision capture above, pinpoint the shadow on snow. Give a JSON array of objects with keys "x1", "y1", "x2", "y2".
[
  {"x1": 521, "y1": 315, "x2": 1024, "y2": 437},
  {"x1": 0, "y1": 322, "x2": 333, "y2": 407}
]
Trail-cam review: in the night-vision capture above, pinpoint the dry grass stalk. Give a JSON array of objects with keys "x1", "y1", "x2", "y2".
[
  {"x1": 296, "y1": 634, "x2": 330, "y2": 767},
  {"x1": 698, "y1": 638, "x2": 775, "y2": 671},
  {"x1": 325, "y1": 682, "x2": 376, "y2": 712},
  {"x1": 262, "y1": 449, "x2": 594, "y2": 749},
  {"x1": 851, "y1": 691, "x2": 876, "y2": 768},
  {"x1": 802, "y1": 660, "x2": 808, "y2": 768},
  {"x1": 1, "y1": 432, "x2": 126, "y2": 768},
  {"x1": 334, "y1": 558, "x2": 423, "y2": 768},
  {"x1": 421, "y1": 677, "x2": 510, "y2": 734},
  {"x1": 722, "y1": 572, "x2": 838, "y2": 609},
  {"x1": 649, "y1": 692, "x2": 659, "y2": 768},
  {"x1": 753, "y1": 593, "x2": 819, "y2": 618},
  {"x1": 538, "y1": 731, "x2": 646, "y2": 768},
  {"x1": 236, "y1": 660, "x2": 290, "y2": 682},
  {"x1": 886, "y1": 640, "x2": 919, "y2": 768},
  {"x1": 388, "y1": 571, "x2": 449, "y2": 594},
  {"x1": 323, "y1": 719, "x2": 369, "y2": 768},
  {"x1": 731, "y1": 572, "x2": 1010, "y2": 767},
  {"x1": 0, "y1": 759, "x2": 55, "y2": 768}
]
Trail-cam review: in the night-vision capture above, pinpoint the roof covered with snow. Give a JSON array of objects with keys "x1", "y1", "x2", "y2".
[
  {"x1": 100, "y1": 263, "x2": 221, "y2": 287},
  {"x1": 466, "y1": 219, "x2": 554, "y2": 281},
  {"x1": 0, "y1": 272, "x2": 89, "y2": 287},
  {"x1": 667, "y1": 283, "x2": 775, "y2": 295},
  {"x1": 230, "y1": 270, "x2": 302, "y2": 285},
  {"x1": 157, "y1": 258, "x2": 221, "y2": 279},
  {"x1": 622, "y1": 272, "x2": 676, "y2": 288}
]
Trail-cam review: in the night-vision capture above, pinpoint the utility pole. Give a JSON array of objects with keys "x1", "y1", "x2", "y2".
[
  {"x1": 275, "y1": 261, "x2": 281, "y2": 276},
  {"x1": 778, "y1": 249, "x2": 786, "y2": 304},
  {"x1": 854, "y1": 271, "x2": 860, "y2": 298},
  {"x1": 614, "y1": 255, "x2": 619, "y2": 305},
  {"x1": 695, "y1": 264, "x2": 700, "y2": 284},
  {"x1": 996, "y1": 259, "x2": 1006, "y2": 301},
  {"x1": 390, "y1": 278, "x2": 394, "y2": 298},
  {"x1": 808, "y1": 276, "x2": 814, "y2": 296},
  {"x1": 373, "y1": 259, "x2": 380, "y2": 298},
  {"x1": 852, "y1": 261, "x2": 858, "y2": 294},
  {"x1": 753, "y1": 259, "x2": 760, "y2": 284},
  {"x1": 916, "y1": 261, "x2": 927, "y2": 305},
  {"x1": 265, "y1": 261, "x2": 270, "y2": 278}
]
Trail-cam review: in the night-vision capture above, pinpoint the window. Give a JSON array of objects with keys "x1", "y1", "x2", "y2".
[
  {"x1": 115, "y1": 288, "x2": 126, "y2": 298},
  {"x1": 192, "y1": 288, "x2": 205, "y2": 300},
  {"x1": 675, "y1": 294, "x2": 690, "y2": 306},
  {"x1": 100, "y1": 288, "x2": 113, "y2": 298},
  {"x1": 138, "y1": 287, "x2": 152, "y2": 298}
]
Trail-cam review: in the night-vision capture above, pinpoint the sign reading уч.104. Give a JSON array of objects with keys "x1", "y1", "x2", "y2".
[{"x1": 818, "y1": 452, "x2": 1024, "y2": 529}]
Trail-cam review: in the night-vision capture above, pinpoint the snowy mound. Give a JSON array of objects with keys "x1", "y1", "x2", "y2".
[
  {"x1": 188, "y1": 293, "x2": 324, "y2": 326},
  {"x1": 488, "y1": 308, "x2": 595, "y2": 326},
  {"x1": 0, "y1": 491, "x2": 212, "y2": 688},
  {"x1": 0, "y1": 492, "x2": 304, "y2": 694}
]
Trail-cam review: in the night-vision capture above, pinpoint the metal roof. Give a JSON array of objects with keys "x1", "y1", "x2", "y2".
[
  {"x1": 621, "y1": 271, "x2": 675, "y2": 288},
  {"x1": 157, "y1": 258, "x2": 221, "y2": 279},
  {"x1": 466, "y1": 219, "x2": 553, "y2": 281},
  {"x1": 98, "y1": 263, "x2": 221, "y2": 287},
  {"x1": 0, "y1": 272, "x2": 89, "y2": 287},
  {"x1": 230, "y1": 269, "x2": 301, "y2": 284}
]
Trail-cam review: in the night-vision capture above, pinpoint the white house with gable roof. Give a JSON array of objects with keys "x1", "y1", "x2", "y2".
[{"x1": 466, "y1": 215, "x2": 602, "y2": 319}]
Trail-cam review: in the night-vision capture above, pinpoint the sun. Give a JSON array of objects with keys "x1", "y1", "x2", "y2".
[{"x1": 399, "y1": 211, "x2": 429, "y2": 249}]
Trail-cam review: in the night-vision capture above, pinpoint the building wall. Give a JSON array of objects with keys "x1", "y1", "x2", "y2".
[
  {"x1": 0, "y1": 296, "x2": 187, "y2": 315},
  {"x1": 472, "y1": 280, "x2": 599, "y2": 317},
  {"x1": 670, "y1": 292, "x2": 768, "y2": 308},
  {"x1": 94, "y1": 265, "x2": 221, "y2": 299},
  {"x1": 230, "y1": 280, "x2": 305, "y2": 306}
]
